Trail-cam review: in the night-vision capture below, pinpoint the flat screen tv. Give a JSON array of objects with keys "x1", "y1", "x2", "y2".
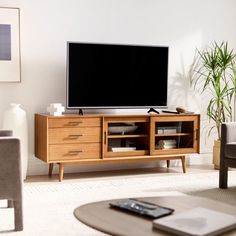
[{"x1": 66, "y1": 42, "x2": 169, "y2": 111}]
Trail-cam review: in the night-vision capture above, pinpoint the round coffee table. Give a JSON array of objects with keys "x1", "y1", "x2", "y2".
[{"x1": 74, "y1": 196, "x2": 236, "y2": 236}]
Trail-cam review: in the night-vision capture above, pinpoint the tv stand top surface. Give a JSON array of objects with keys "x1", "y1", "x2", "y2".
[{"x1": 38, "y1": 112, "x2": 199, "y2": 118}]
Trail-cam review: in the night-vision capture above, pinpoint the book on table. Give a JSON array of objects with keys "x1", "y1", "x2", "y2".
[{"x1": 152, "y1": 207, "x2": 236, "y2": 236}]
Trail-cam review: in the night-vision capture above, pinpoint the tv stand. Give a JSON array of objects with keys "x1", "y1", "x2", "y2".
[
  {"x1": 78, "y1": 109, "x2": 83, "y2": 115},
  {"x1": 147, "y1": 108, "x2": 159, "y2": 114},
  {"x1": 35, "y1": 113, "x2": 200, "y2": 181}
]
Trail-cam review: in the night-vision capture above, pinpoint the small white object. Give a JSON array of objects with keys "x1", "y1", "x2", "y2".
[
  {"x1": 157, "y1": 128, "x2": 164, "y2": 134},
  {"x1": 2, "y1": 103, "x2": 28, "y2": 180},
  {"x1": 47, "y1": 103, "x2": 65, "y2": 116},
  {"x1": 111, "y1": 147, "x2": 136, "y2": 152},
  {"x1": 158, "y1": 126, "x2": 180, "y2": 134},
  {"x1": 108, "y1": 125, "x2": 138, "y2": 134},
  {"x1": 163, "y1": 128, "x2": 177, "y2": 134}
]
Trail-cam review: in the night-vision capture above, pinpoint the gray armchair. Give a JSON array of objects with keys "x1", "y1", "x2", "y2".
[
  {"x1": 0, "y1": 130, "x2": 23, "y2": 231},
  {"x1": 219, "y1": 123, "x2": 236, "y2": 189}
]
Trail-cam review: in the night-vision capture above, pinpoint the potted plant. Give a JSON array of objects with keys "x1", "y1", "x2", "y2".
[{"x1": 191, "y1": 41, "x2": 236, "y2": 169}]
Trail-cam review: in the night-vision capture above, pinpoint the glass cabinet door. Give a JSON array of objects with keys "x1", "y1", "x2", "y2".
[
  {"x1": 150, "y1": 115, "x2": 200, "y2": 155},
  {"x1": 103, "y1": 117, "x2": 149, "y2": 158}
]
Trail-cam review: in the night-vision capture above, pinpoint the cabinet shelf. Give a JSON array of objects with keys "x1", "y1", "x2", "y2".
[
  {"x1": 108, "y1": 134, "x2": 148, "y2": 139},
  {"x1": 105, "y1": 150, "x2": 148, "y2": 157},
  {"x1": 155, "y1": 133, "x2": 191, "y2": 137}
]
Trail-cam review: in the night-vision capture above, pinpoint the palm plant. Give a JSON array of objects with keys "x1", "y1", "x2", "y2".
[
  {"x1": 191, "y1": 41, "x2": 236, "y2": 140},
  {"x1": 228, "y1": 67, "x2": 236, "y2": 121}
]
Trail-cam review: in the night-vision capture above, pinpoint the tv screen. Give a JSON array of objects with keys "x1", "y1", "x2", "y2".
[{"x1": 66, "y1": 42, "x2": 168, "y2": 109}]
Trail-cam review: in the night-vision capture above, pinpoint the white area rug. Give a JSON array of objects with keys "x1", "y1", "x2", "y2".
[{"x1": 1, "y1": 170, "x2": 236, "y2": 236}]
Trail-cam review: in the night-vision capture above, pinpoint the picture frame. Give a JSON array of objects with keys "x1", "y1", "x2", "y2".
[{"x1": 0, "y1": 7, "x2": 21, "y2": 82}]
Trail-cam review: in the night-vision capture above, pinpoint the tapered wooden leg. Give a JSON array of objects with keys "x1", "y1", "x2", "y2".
[
  {"x1": 49, "y1": 163, "x2": 54, "y2": 176},
  {"x1": 59, "y1": 163, "x2": 64, "y2": 182},
  {"x1": 166, "y1": 160, "x2": 170, "y2": 168},
  {"x1": 181, "y1": 156, "x2": 186, "y2": 173}
]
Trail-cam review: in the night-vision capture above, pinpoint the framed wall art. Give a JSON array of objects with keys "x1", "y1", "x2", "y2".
[{"x1": 0, "y1": 7, "x2": 21, "y2": 82}]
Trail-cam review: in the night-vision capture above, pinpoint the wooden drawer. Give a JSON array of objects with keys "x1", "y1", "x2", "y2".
[
  {"x1": 48, "y1": 127, "x2": 101, "y2": 144},
  {"x1": 48, "y1": 117, "x2": 101, "y2": 128},
  {"x1": 49, "y1": 143, "x2": 101, "y2": 161}
]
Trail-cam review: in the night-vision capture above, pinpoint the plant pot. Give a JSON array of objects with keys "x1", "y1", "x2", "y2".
[{"x1": 213, "y1": 139, "x2": 220, "y2": 170}]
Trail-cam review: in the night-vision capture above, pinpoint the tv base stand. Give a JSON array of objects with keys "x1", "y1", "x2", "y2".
[
  {"x1": 35, "y1": 113, "x2": 200, "y2": 181},
  {"x1": 78, "y1": 109, "x2": 83, "y2": 115},
  {"x1": 147, "y1": 108, "x2": 159, "y2": 114}
]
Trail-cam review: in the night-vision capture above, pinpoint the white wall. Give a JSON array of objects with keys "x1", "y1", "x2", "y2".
[{"x1": 0, "y1": 0, "x2": 236, "y2": 175}]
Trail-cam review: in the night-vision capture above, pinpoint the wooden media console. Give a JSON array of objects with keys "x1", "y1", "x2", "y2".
[{"x1": 35, "y1": 113, "x2": 200, "y2": 181}]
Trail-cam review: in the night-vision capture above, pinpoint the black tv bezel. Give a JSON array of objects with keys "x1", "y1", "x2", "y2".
[{"x1": 66, "y1": 41, "x2": 169, "y2": 110}]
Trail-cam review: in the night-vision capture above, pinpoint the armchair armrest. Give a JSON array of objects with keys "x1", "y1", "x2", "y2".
[
  {"x1": 0, "y1": 137, "x2": 21, "y2": 176},
  {"x1": 0, "y1": 130, "x2": 13, "y2": 137},
  {"x1": 221, "y1": 123, "x2": 236, "y2": 144},
  {"x1": 0, "y1": 137, "x2": 20, "y2": 159}
]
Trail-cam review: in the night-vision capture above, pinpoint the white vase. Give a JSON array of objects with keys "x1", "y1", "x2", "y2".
[{"x1": 2, "y1": 103, "x2": 28, "y2": 180}]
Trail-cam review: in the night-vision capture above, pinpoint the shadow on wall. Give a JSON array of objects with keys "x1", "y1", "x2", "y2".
[
  {"x1": 168, "y1": 52, "x2": 217, "y2": 153},
  {"x1": 168, "y1": 53, "x2": 201, "y2": 112}
]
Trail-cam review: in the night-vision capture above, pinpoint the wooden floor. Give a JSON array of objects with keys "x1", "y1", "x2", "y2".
[{"x1": 25, "y1": 164, "x2": 218, "y2": 183}]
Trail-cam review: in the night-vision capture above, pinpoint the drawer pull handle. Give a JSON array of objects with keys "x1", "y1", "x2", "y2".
[
  {"x1": 68, "y1": 150, "x2": 83, "y2": 155},
  {"x1": 67, "y1": 134, "x2": 83, "y2": 139},
  {"x1": 66, "y1": 121, "x2": 83, "y2": 126}
]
